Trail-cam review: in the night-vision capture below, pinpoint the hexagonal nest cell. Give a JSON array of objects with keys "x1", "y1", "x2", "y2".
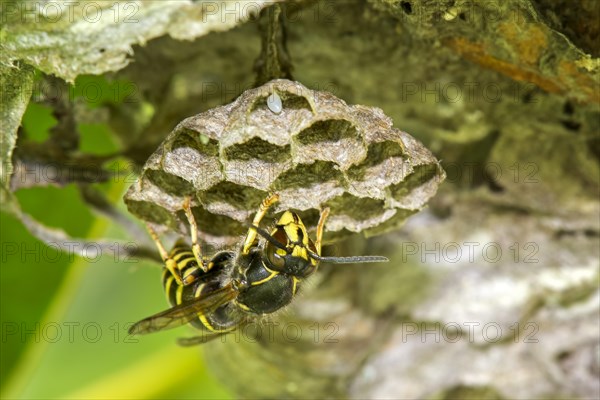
[{"x1": 124, "y1": 79, "x2": 445, "y2": 245}]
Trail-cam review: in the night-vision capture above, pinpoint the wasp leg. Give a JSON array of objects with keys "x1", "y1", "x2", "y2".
[
  {"x1": 182, "y1": 197, "x2": 207, "y2": 280},
  {"x1": 145, "y1": 222, "x2": 184, "y2": 286},
  {"x1": 241, "y1": 193, "x2": 280, "y2": 255},
  {"x1": 315, "y1": 207, "x2": 330, "y2": 256}
]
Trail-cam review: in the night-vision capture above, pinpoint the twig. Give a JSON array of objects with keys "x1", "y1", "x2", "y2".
[{"x1": 17, "y1": 211, "x2": 161, "y2": 263}]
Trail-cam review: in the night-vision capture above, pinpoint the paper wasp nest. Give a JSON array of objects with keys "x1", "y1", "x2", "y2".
[{"x1": 124, "y1": 80, "x2": 444, "y2": 243}]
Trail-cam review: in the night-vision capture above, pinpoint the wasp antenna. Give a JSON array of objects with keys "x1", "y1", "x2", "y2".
[
  {"x1": 320, "y1": 255, "x2": 389, "y2": 264},
  {"x1": 307, "y1": 250, "x2": 388, "y2": 264}
]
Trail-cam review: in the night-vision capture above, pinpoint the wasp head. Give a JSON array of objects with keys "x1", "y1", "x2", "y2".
[{"x1": 263, "y1": 211, "x2": 318, "y2": 278}]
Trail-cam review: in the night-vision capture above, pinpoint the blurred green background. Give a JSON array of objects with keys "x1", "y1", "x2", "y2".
[{"x1": 0, "y1": 75, "x2": 232, "y2": 400}]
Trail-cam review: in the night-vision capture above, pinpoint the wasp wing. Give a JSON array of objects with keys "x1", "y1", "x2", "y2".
[
  {"x1": 129, "y1": 284, "x2": 238, "y2": 335},
  {"x1": 177, "y1": 332, "x2": 229, "y2": 346}
]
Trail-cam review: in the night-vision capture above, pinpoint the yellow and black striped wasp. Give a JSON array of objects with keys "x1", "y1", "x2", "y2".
[{"x1": 129, "y1": 193, "x2": 388, "y2": 346}]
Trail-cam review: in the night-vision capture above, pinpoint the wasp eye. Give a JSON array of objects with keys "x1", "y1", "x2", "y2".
[
  {"x1": 266, "y1": 244, "x2": 286, "y2": 271},
  {"x1": 264, "y1": 227, "x2": 288, "y2": 271}
]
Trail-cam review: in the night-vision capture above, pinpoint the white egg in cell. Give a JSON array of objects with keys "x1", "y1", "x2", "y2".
[{"x1": 267, "y1": 93, "x2": 283, "y2": 114}]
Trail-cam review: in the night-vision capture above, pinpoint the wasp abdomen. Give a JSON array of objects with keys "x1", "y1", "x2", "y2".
[
  {"x1": 163, "y1": 249, "x2": 239, "y2": 332},
  {"x1": 188, "y1": 282, "x2": 240, "y2": 332}
]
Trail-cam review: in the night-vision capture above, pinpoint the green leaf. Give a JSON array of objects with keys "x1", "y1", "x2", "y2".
[
  {"x1": 21, "y1": 102, "x2": 56, "y2": 143},
  {"x1": 78, "y1": 123, "x2": 120, "y2": 156}
]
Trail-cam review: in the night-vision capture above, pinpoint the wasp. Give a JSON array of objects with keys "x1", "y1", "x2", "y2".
[{"x1": 129, "y1": 193, "x2": 388, "y2": 346}]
